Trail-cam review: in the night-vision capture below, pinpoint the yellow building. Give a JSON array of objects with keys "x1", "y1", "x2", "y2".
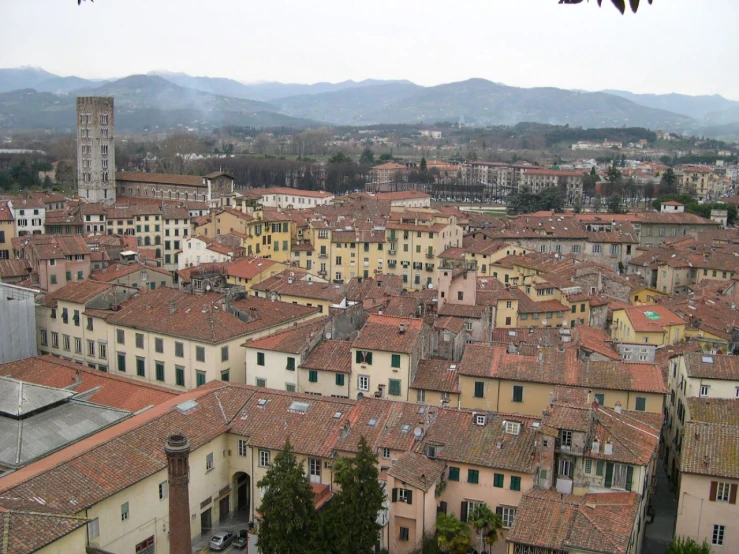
[
  {"x1": 611, "y1": 304, "x2": 686, "y2": 346},
  {"x1": 0, "y1": 201, "x2": 16, "y2": 260},
  {"x1": 251, "y1": 269, "x2": 343, "y2": 314}
]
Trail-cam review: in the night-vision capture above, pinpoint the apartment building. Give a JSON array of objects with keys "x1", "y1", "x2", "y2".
[
  {"x1": 611, "y1": 304, "x2": 685, "y2": 346},
  {"x1": 350, "y1": 315, "x2": 431, "y2": 401},
  {"x1": 179, "y1": 235, "x2": 234, "y2": 269},
  {"x1": 298, "y1": 340, "x2": 352, "y2": 397},
  {"x1": 252, "y1": 270, "x2": 344, "y2": 314},
  {"x1": 7, "y1": 196, "x2": 45, "y2": 236},
  {"x1": 0, "y1": 201, "x2": 14, "y2": 260},
  {"x1": 457, "y1": 344, "x2": 666, "y2": 415},
  {"x1": 90, "y1": 261, "x2": 174, "y2": 290},
  {"x1": 518, "y1": 168, "x2": 584, "y2": 205},
  {"x1": 375, "y1": 191, "x2": 432, "y2": 208},
  {"x1": 15, "y1": 234, "x2": 92, "y2": 292},
  {"x1": 255, "y1": 186, "x2": 334, "y2": 209}
]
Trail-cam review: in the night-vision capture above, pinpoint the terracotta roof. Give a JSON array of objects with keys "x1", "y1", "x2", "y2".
[
  {"x1": 0, "y1": 356, "x2": 178, "y2": 412},
  {"x1": 106, "y1": 287, "x2": 256, "y2": 343},
  {"x1": 375, "y1": 191, "x2": 431, "y2": 201},
  {"x1": 0, "y1": 509, "x2": 88, "y2": 554},
  {"x1": 387, "y1": 451, "x2": 445, "y2": 492},
  {"x1": 229, "y1": 295, "x2": 321, "y2": 334},
  {"x1": 226, "y1": 257, "x2": 278, "y2": 280},
  {"x1": 252, "y1": 271, "x2": 346, "y2": 303},
  {"x1": 688, "y1": 398, "x2": 739, "y2": 427},
  {"x1": 27, "y1": 235, "x2": 90, "y2": 260},
  {"x1": 0, "y1": 201, "x2": 13, "y2": 222},
  {"x1": 90, "y1": 262, "x2": 171, "y2": 283},
  {"x1": 115, "y1": 171, "x2": 204, "y2": 187},
  {"x1": 40, "y1": 280, "x2": 115, "y2": 307},
  {"x1": 434, "y1": 316, "x2": 465, "y2": 333},
  {"x1": 0, "y1": 259, "x2": 31, "y2": 279},
  {"x1": 683, "y1": 352, "x2": 739, "y2": 380},
  {"x1": 411, "y1": 359, "x2": 461, "y2": 394},
  {"x1": 576, "y1": 326, "x2": 620, "y2": 360},
  {"x1": 243, "y1": 317, "x2": 328, "y2": 353},
  {"x1": 508, "y1": 489, "x2": 639, "y2": 554},
  {"x1": 352, "y1": 315, "x2": 425, "y2": 354},
  {"x1": 681, "y1": 421, "x2": 739, "y2": 479},
  {"x1": 588, "y1": 406, "x2": 662, "y2": 466},
  {"x1": 258, "y1": 186, "x2": 333, "y2": 198},
  {"x1": 299, "y1": 341, "x2": 352, "y2": 373},
  {"x1": 381, "y1": 297, "x2": 421, "y2": 318},
  {"x1": 423, "y1": 410, "x2": 539, "y2": 473},
  {"x1": 438, "y1": 303, "x2": 486, "y2": 318},
  {"x1": 616, "y1": 304, "x2": 684, "y2": 333}
]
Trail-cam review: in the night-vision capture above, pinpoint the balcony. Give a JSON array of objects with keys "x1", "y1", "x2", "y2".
[
  {"x1": 389, "y1": 246, "x2": 397, "y2": 255},
  {"x1": 554, "y1": 438, "x2": 585, "y2": 456},
  {"x1": 425, "y1": 250, "x2": 435, "y2": 259},
  {"x1": 319, "y1": 253, "x2": 328, "y2": 259},
  {"x1": 425, "y1": 264, "x2": 434, "y2": 271}
]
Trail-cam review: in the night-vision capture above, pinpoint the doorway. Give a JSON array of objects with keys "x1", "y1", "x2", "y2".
[
  {"x1": 219, "y1": 496, "x2": 230, "y2": 522},
  {"x1": 201, "y1": 508, "x2": 212, "y2": 535}
]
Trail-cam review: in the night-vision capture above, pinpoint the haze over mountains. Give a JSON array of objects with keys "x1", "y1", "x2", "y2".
[{"x1": 1, "y1": 67, "x2": 738, "y2": 139}]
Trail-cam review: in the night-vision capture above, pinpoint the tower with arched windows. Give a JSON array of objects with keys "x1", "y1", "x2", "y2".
[{"x1": 77, "y1": 97, "x2": 116, "y2": 205}]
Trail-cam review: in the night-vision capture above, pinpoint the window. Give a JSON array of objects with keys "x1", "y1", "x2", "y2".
[
  {"x1": 389, "y1": 379, "x2": 401, "y2": 396},
  {"x1": 358, "y1": 375, "x2": 369, "y2": 391},
  {"x1": 712, "y1": 524, "x2": 725, "y2": 546},
  {"x1": 99, "y1": 342, "x2": 107, "y2": 359},
  {"x1": 74, "y1": 337, "x2": 82, "y2": 354},
  {"x1": 506, "y1": 300, "x2": 512, "y2": 309},
  {"x1": 493, "y1": 473, "x2": 504, "y2": 488},
  {"x1": 383, "y1": 447, "x2": 391, "y2": 459},
  {"x1": 457, "y1": 291, "x2": 464, "y2": 301},
  {"x1": 155, "y1": 362, "x2": 165, "y2": 382},
  {"x1": 399, "y1": 527, "x2": 410, "y2": 542},
  {"x1": 417, "y1": 389, "x2": 426, "y2": 402},
  {"x1": 309, "y1": 370, "x2": 318, "y2": 383},
  {"x1": 257, "y1": 352, "x2": 265, "y2": 366},
  {"x1": 510, "y1": 476, "x2": 521, "y2": 491},
  {"x1": 635, "y1": 397, "x2": 646, "y2": 412},
  {"x1": 700, "y1": 385, "x2": 709, "y2": 398},
  {"x1": 286, "y1": 383, "x2": 295, "y2": 392},
  {"x1": 259, "y1": 449, "x2": 270, "y2": 467},
  {"x1": 238, "y1": 439, "x2": 248, "y2": 457},
  {"x1": 487, "y1": 506, "x2": 512, "y2": 531},
  {"x1": 87, "y1": 518, "x2": 99, "y2": 541},
  {"x1": 175, "y1": 342, "x2": 184, "y2": 357},
  {"x1": 176, "y1": 366, "x2": 185, "y2": 386},
  {"x1": 206, "y1": 452, "x2": 214, "y2": 471},
  {"x1": 465, "y1": 321, "x2": 473, "y2": 331},
  {"x1": 117, "y1": 329, "x2": 125, "y2": 345},
  {"x1": 584, "y1": 459, "x2": 592, "y2": 474},
  {"x1": 449, "y1": 467, "x2": 460, "y2": 481},
  {"x1": 391, "y1": 354, "x2": 401, "y2": 368},
  {"x1": 560, "y1": 430, "x2": 572, "y2": 447},
  {"x1": 155, "y1": 338, "x2": 164, "y2": 353},
  {"x1": 397, "y1": 488, "x2": 413, "y2": 503},
  {"x1": 474, "y1": 381, "x2": 484, "y2": 398},
  {"x1": 159, "y1": 481, "x2": 168, "y2": 500},
  {"x1": 196, "y1": 371, "x2": 206, "y2": 387},
  {"x1": 40, "y1": 329, "x2": 48, "y2": 346},
  {"x1": 117, "y1": 352, "x2": 126, "y2": 372},
  {"x1": 594, "y1": 393, "x2": 605, "y2": 405},
  {"x1": 121, "y1": 502, "x2": 129, "y2": 521},
  {"x1": 467, "y1": 469, "x2": 479, "y2": 484},
  {"x1": 559, "y1": 460, "x2": 573, "y2": 477},
  {"x1": 286, "y1": 356, "x2": 295, "y2": 371},
  {"x1": 136, "y1": 357, "x2": 145, "y2": 377},
  {"x1": 256, "y1": 378, "x2": 266, "y2": 388},
  {"x1": 335, "y1": 373, "x2": 345, "y2": 387},
  {"x1": 512, "y1": 385, "x2": 523, "y2": 402},
  {"x1": 196, "y1": 346, "x2": 205, "y2": 362}
]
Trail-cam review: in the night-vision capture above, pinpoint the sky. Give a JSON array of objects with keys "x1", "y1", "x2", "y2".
[{"x1": 1, "y1": 0, "x2": 738, "y2": 99}]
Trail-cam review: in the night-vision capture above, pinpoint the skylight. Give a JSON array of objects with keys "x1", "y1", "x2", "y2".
[
  {"x1": 368, "y1": 418, "x2": 377, "y2": 427},
  {"x1": 333, "y1": 412, "x2": 342, "y2": 419},
  {"x1": 257, "y1": 398, "x2": 268, "y2": 406},
  {"x1": 401, "y1": 424, "x2": 411, "y2": 433},
  {"x1": 702, "y1": 356, "x2": 714, "y2": 364},
  {"x1": 176, "y1": 400, "x2": 199, "y2": 414},
  {"x1": 644, "y1": 311, "x2": 661, "y2": 320},
  {"x1": 288, "y1": 401, "x2": 310, "y2": 413}
]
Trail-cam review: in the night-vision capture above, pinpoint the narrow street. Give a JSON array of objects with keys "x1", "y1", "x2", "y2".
[
  {"x1": 644, "y1": 459, "x2": 678, "y2": 554},
  {"x1": 191, "y1": 512, "x2": 258, "y2": 554}
]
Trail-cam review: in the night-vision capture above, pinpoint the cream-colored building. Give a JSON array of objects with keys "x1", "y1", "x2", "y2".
[{"x1": 611, "y1": 304, "x2": 686, "y2": 346}]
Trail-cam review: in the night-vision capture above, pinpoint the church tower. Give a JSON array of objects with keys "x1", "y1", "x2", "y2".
[{"x1": 77, "y1": 97, "x2": 116, "y2": 204}]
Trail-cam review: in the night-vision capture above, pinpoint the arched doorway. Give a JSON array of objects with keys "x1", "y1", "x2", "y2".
[{"x1": 233, "y1": 471, "x2": 250, "y2": 514}]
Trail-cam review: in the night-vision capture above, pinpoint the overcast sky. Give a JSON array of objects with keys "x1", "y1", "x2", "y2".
[{"x1": 2, "y1": 0, "x2": 737, "y2": 99}]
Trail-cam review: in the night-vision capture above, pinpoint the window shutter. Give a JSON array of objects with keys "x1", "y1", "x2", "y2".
[
  {"x1": 406, "y1": 490, "x2": 413, "y2": 505},
  {"x1": 356, "y1": 351, "x2": 362, "y2": 363},
  {"x1": 437, "y1": 501, "x2": 447, "y2": 514},
  {"x1": 626, "y1": 466, "x2": 634, "y2": 492},
  {"x1": 392, "y1": 488, "x2": 398, "y2": 503},
  {"x1": 730, "y1": 484, "x2": 737, "y2": 505},
  {"x1": 495, "y1": 506, "x2": 503, "y2": 517},
  {"x1": 366, "y1": 352, "x2": 373, "y2": 365},
  {"x1": 460, "y1": 501, "x2": 468, "y2": 522},
  {"x1": 709, "y1": 481, "x2": 718, "y2": 502}
]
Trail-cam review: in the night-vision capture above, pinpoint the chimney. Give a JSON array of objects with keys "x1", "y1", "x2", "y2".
[
  {"x1": 165, "y1": 434, "x2": 192, "y2": 554},
  {"x1": 592, "y1": 439, "x2": 600, "y2": 454},
  {"x1": 399, "y1": 322, "x2": 406, "y2": 335},
  {"x1": 614, "y1": 401, "x2": 622, "y2": 414},
  {"x1": 604, "y1": 440, "x2": 613, "y2": 456}
]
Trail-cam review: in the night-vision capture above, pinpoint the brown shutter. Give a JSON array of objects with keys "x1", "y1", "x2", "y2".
[
  {"x1": 730, "y1": 484, "x2": 738, "y2": 505},
  {"x1": 709, "y1": 481, "x2": 718, "y2": 502}
]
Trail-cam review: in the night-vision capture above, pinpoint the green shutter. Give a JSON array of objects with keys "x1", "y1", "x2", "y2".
[
  {"x1": 406, "y1": 490, "x2": 413, "y2": 505},
  {"x1": 287, "y1": 357, "x2": 295, "y2": 371},
  {"x1": 596, "y1": 461, "x2": 604, "y2": 476},
  {"x1": 493, "y1": 473, "x2": 504, "y2": 488},
  {"x1": 391, "y1": 354, "x2": 401, "y2": 368},
  {"x1": 365, "y1": 352, "x2": 372, "y2": 365},
  {"x1": 257, "y1": 352, "x2": 265, "y2": 366},
  {"x1": 460, "y1": 501, "x2": 469, "y2": 522},
  {"x1": 513, "y1": 385, "x2": 523, "y2": 402},
  {"x1": 626, "y1": 466, "x2": 634, "y2": 491},
  {"x1": 355, "y1": 350, "x2": 362, "y2": 363},
  {"x1": 156, "y1": 363, "x2": 164, "y2": 382},
  {"x1": 474, "y1": 381, "x2": 484, "y2": 398},
  {"x1": 335, "y1": 374, "x2": 345, "y2": 386},
  {"x1": 448, "y1": 467, "x2": 460, "y2": 481},
  {"x1": 511, "y1": 476, "x2": 521, "y2": 491},
  {"x1": 635, "y1": 397, "x2": 646, "y2": 411},
  {"x1": 604, "y1": 462, "x2": 614, "y2": 488},
  {"x1": 468, "y1": 470, "x2": 479, "y2": 484},
  {"x1": 392, "y1": 488, "x2": 398, "y2": 502},
  {"x1": 389, "y1": 379, "x2": 401, "y2": 396},
  {"x1": 309, "y1": 370, "x2": 318, "y2": 383}
]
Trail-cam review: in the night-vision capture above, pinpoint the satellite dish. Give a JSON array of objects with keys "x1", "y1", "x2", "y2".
[
  {"x1": 413, "y1": 427, "x2": 423, "y2": 439},
  {"x1": 427, "y1": 283, "x2": 434, "y2": 289}
]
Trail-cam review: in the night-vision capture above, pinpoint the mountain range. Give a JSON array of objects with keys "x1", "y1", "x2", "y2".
[{"x1": 1, "y1": 67, "x2": 738, "y2": 139}]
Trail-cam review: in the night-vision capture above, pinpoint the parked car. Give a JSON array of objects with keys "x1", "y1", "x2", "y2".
[
  {"x1": 232, "y1": 529, "x2": 249, "y2": 550},
  {"x1": 209, "y1": 532, "x2": 236, "y2": 551}
]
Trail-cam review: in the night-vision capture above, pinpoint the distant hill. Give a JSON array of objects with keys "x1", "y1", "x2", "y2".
[
  {"x1": 36, "y1": 75, "x2": 102, "y2": 94},
  {"x1": 604, "y1": 90, "x2": 739, "y2": 120},
  {"x1": 275, "y1": 78, "x2": 693, "y2": 130},
  {"x1": 0, "y1": 67, "x2": 57, "y2": 93},
  {"x1": 0, "y1": 75, "x2": 318, "y2": 132}
]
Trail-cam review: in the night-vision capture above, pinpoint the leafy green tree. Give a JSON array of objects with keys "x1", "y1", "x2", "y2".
[
  {"x1": 420, "y1": 157, "x2": 428, "y2": 173},
  {"x1": 660, "y1": 155, "x2": 673, "y2": 166},
  {"x1": 359, "y1": 148, "x2": 375, "y2": 166},
  {"x1": 409, "y1": 533, "x2": 440, "y2": 554},
  {"x1": 604, "y1": 165, "x2": 622, "y2": 197},
  {"x1": 328, "y1": 152, "x2": 353, "y2": 164},
  {"x1": 660, "y1": 168, "x2": 678, "y2": 195},
  {"x1": 318, "y1": 437, "x2": 385, "y2": 554},
  {"x1": 257, "y1": 440, "x2": 316, "y2": 554},
  {"x1": 468, "y1": 504, "x2": 503, "y2": 554},
  {"x1": 378, "y1": 152, "x2": 394, "y2": 162},
  {"x1": 435, "y1": 513, "x2": 471, "y2": 554},
  {"x1": 666, "y1": 536, "x2": 712, "y2": 554},
  {"x1": 607, "y1": 194, "x2": 624, "y2": 214}
]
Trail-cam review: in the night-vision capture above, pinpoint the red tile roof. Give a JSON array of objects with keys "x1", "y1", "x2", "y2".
[
  {"x1": 352, "y1": 315, "x2": 425, "y2": 354},
  {"x1": 0, "y1": 356, "x2": 178, "y2": 412},
  {"x1": 243, "y1": 317, "x2": 328, "y2": 353},
  {"x1": 681, "y1": 421, "x2": 739, "y2": 479},
  {"x1": 411, "y1": 359, "x2": 461, "y2": 394},
  {"x1": 40, "y1": 280, "x2": 115, "y2": 307},
  {"x1": 299, "y1": 341, "x2": 352, "y2": 373},
  {"x1": 617, "y1": 304, "x2": 685, "y2": 333}
]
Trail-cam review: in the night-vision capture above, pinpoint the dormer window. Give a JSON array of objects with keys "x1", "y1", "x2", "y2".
[{"x1": 475, "y1": 414, "x2": 486, "y2": 426}]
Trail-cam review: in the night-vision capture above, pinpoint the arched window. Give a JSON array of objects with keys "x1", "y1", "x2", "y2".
[
  {"x1": 144, "y1": 236, "x2": 151, "y2": 246},
  {"x1": 155, "y1": 248, "x2": 162, "y2": 258},
  {"x1": 168, "y1": 190, "x2": 172, "y2": 199},
  {"x1": 185, "y1": 192, "x2": 189, "y2": 201},
  {"x1": 176, "y1": 191, "x2": 180, "y2": 200}
]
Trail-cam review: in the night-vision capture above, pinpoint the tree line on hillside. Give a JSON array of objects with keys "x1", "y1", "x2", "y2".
[{"x1": 652, "y1": 193, "x2": 737, "y2": 225}]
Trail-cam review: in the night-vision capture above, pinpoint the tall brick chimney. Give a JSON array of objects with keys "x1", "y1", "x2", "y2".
[{"x1": 165, "y1": 433, "x2": 192, "y2": 554}]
